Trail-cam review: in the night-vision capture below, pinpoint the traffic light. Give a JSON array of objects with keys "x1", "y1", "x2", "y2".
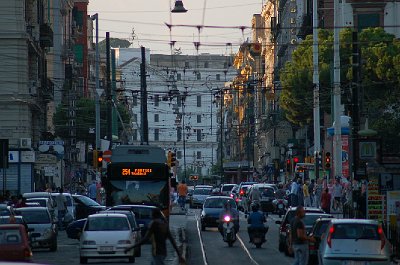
[
  {"x1": 293, "y1": 156, "x2": 299, "y2": 165},
  {"x1": 286, "y1": 159, "x2": 291, "y2": 172},
  {"x1": 92, "y1": 150, "x2": 98, "y2": 168},
  {"x1": 170, "y1": 152, "x2": 176, "y2": 167},
  {"x1": 325, "y1": 152, "x2": 331, "y2": 169},
  {"x1": 97, "y1": 151, "x2": 103, "y2": 168}
]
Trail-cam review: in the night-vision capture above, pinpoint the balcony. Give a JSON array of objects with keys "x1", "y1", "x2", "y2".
[
  {"x1": 297, "y1": 14, "x2": 312, "y2": 39},
  {"x1": 40, "y1": 23, "x2": 54, "y2": 47}
]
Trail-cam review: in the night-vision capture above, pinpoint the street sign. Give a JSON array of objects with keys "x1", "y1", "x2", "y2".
[{"x1": 103, "y1": 150, "x2": 112, "y2": 162}]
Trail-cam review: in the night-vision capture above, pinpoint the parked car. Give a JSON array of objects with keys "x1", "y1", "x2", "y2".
[
  {"x1": 66, "y1": 218, "x2": 87, "y2": 240},
  {"x1": 276, "y1": 206, "x2": 325, "y2": 255},
  {"x1": 247, "y1": 184, "x2": 276, "y2": 213},
  {"x1": 220, "y1": 184, "x2": 237, "y2": 196},
  {"x1": 200, "y1": 196, "x2": 237, "y2": 231},
  {"x1": 284, "y1": 213, "x2": 333, "y2": 256},
  {"x1": 190, "y1": 187, "x2": 213, "y2": 208},
  {"x1": 79, "y1": 213, "x2": 136, "y2": 264},
  {"x1": 109, "y1": 205, "x2": 163, "y2": 238},
  {"x1": 14, "y1": 207, "x2": 57, "y2": 251},
  {"x1": 51, "y1": 192, "x2": 76, "y2": 220},
  {"x1": 0, "y1": 224, "x2": 32, "y2": 262},
  {"x1": 0, "y1": 204, "x2": 15, "y2": 216},
  {"x1": 104, "y1": 209, "x2": 142, "y2": 257},
  {"x1": 318, "y1": 219, "x2": 392, "y2": 265},
  {"x1": 186, "y1": 186, "x2": 194, "y2": 203},
  {"x1": 72, "y1": 195, "x2": 106, "y2": 220},
  {"x1": 23, "y1": 192, "x2": 56, "y2": 208},
  {"x1": 26, "y1": 198, "x2": 55, "y2": 218},
  {"x1": 308, "y1": 217, "x2": 335, "y2": 265},
  {"x1": 236, "y1": 184, "x2": 253, "y2": 212}
]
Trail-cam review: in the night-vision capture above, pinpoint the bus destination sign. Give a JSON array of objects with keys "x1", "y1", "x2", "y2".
[{"x1": 122, "y1": 168, "x2": 152, "y2": 176}]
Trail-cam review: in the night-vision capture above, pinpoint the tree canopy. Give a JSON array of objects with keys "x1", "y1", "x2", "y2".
[
  {"x1": 53, "y1": 98, "x2": 131, "y2": 144},
  {"x1": 99, "y1": 38, "x2": 131, "y2": 53},
  {"x1": 279, "y1": 28, "x2": 400, "y2": 152}
]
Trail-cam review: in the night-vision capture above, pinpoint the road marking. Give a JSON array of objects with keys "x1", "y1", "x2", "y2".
[
  {"x1": 195, "y1": 215, "x2": 209, "y2": 265},
  {"x1": 236, "y1": 234, "x2": 260, "y2": 265}
]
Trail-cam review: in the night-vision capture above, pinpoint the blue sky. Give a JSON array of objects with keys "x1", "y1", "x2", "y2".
[{"x1": 88, "y1": 0, "x2": 264, "y2": 55}]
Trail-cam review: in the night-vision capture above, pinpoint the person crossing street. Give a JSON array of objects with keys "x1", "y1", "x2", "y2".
[{"x1": 177, "y1": 180, "x2": 188, "y2": 210}]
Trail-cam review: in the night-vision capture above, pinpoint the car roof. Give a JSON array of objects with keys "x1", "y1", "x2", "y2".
[
  {"x1": 26, "y1": 197, "x2": 49, "y2": 201},
  {"x1": 14, "y1": 207, "x2": 48, "y2": 211},
  {"x1": 89, "y1": 213, "x2": 128, "y2": 218},
  {"x1": 105, "y1": 209, "x2": 133, "y2": 215},
  {"x1": 51, "y1": 192, "x2": 72, "y2": 196},
  {"x1": 23, "y1": 192, "x2": 51, "y2": 197},
  {"x1": 204, "y1": 195, "x2": 233, "y2": 200},
  {"x1": 0, "y1": 224, "x2": 25, "y2": 229},
  {"x1": 330, "y1": 219, "x2": 379, "y2": 225},
  {"x1": 288, "y1": 206, "x2": 324, "y2": 212},
  {"x1": 112, "y1": 205, "x2": 158, "y2": 209}
]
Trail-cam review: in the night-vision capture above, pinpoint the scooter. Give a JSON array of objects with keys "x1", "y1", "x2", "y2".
[
  {"x1": 222, "y1": 215, "x2": 236, "y2": 247},
  {"x1": 249, "y1": 226, "x2": 268, "y2": 248},
  {"x1": 273, "y1": 198, "x2": 288, "y2": 218}
]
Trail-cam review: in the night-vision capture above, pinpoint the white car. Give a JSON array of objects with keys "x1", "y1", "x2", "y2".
[
  {"x1": 79, "y1": 213, "x2": 136, "y2": 264},
  {"x1": 318, "y1": 219, "x2": 392, "y2": 265}
]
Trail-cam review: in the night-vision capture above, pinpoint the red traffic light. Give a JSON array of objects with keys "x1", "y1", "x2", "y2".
[
  {"x1": 293, "y1": 157, "x2": 299, "y2": 163},
  {"x1": 286, "y1": 159, "x2": 291, "y2": 165}
]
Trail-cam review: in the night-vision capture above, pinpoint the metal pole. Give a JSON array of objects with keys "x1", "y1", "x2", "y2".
[
  {"x1": 140, "y1": 46, "x2": 149, "y2": 144},
  {"x1": 333, "y1": 0, "x2": 342, "y2": 178},
  {"x1": 312, "y1": 0, "x2": 321, "y2": 179},
  {"x1": 93, "y1": 14, "x2": 101, "y2": 151},
  {"x1": 182, "y1": 95, "x2": 187, "y2": 182},
  {"x1": 220, "y1": 88, "x2": 224, "y2": 180},
  {"x1": 106, "y1": 32, "x2": 112, "y2": 148},
  {"x1": 210, "y1": 89, "x2": 214, "y2": 167}
]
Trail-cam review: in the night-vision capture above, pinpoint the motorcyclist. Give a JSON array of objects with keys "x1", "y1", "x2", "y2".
[
  {"x1": 247, "y1": 203, "x2": 268, "y2": 243},
  {"x1": 218, "y1": 200, "x2": 240, "y2": 236}
]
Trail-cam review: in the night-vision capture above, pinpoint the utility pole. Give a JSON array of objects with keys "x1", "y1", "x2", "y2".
[
  {"x1": 333, "y1": 0, "x2": 342, "y2": 178},
  {"x1": 312, "y1": 0, "x2": 321, "y2": 179},
  {"x1": 91, "y1": 14, "x2": 100, "y2": 151},
  {"x1": 111, "y1": 49, "x2": 118, "y2": 138},
  {"x1": 351, "y1": 31, "x2": 360, "y2": 181},
  {"x1": 140, "y1": 46, "x2": 149, "y2": 144},
  {"x1": 220, "y1": 87, "x2": 224, "y2": 181},
  {"x1": 106, "y1": 32, "x2": 112, "y2": 148}
]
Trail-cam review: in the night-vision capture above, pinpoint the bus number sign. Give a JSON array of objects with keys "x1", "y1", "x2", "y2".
[{"x1": 122, "y1": 168, "x2": 153, "y2": 176}]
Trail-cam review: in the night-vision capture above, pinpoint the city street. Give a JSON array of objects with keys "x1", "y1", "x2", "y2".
[{"x1": 31, "y1": 208, "x2": 293, "y2": 265}]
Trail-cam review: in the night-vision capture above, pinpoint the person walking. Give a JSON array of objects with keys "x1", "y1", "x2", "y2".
[
  {"x1": 177, "y1": 180, "x2": 188, "y2": 210},
  {"x1": 332, "y1": 179, "x2": 343, "y2": 211},
  {"x1": 303, "y1": 180, "x2": 311, "y2": 207},
  {"x1": 320, "y1": 188, "x2": 331, "y2": 214},
  {"x1": 313, "y1": 179, "x2": 323, "y2": 208},
  {"x1": 124, "y1": 209, "x2": 185, "y2": 265},
  {"x1": 290, "y1": 179, "x2": 299, "y2": 207},
  {"x1": 55, "y1": 188, "x2": 68, "y2": 230},
  {"x1": 308, "y1": 179, "x2": 315, "y2": 206},
  {"x1": 88, "y1": 180, "x2": 97, "y2": 202},
  {"x1": 289, "y1": 206, "x2": 315, "y2": 265}
]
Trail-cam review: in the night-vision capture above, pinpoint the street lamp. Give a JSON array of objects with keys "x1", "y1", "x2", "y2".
[{"x1": 171, "y1": 0, "x2": 188, "y2": 13}]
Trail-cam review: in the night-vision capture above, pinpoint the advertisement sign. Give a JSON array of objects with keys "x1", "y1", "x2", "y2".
[
  {"x1": 386, "y1": 190, "x2": 400, "y2": 227},
  {"x1": 342, "y1": 135, "x2": 349, "y2": 178},
  {"x1": 367, "y1": 174, "x2": 386, "y2": 222},
  {"x1": 38, "y1": 140, "x2": 64, "y2": 159}
]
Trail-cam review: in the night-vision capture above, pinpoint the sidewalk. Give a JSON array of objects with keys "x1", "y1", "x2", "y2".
[{"x1": 167, "y1": 205, "x2": 188, "y2": 264}]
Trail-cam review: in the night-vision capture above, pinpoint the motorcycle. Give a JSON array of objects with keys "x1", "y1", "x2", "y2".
[
  {"x1": 249, "y1": 226, "x2": 268, "y2": 248},
  {"x1": 222, "y1": 215, "x2": 236, "y2": 247},
  {"x1": 273, "y1": 198, "x2": 288, "y2": 218}
]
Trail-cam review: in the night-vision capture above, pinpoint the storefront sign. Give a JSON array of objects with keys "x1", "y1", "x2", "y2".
[{"x1": 367, "y1": 174, "x2": 386, "y2": 222}]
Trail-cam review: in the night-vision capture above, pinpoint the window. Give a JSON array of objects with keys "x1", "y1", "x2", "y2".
[
  {"x1": 177, "y1": 73, "x2": 181, "y2": 81},
  {"x1": 154, "y1": 129, "x2": 159, "y2": 141},
  {"x1": 132, "y1": 129, "x2": 137, "y2": 141},
  {"x1": 197, "y1": 95, "x2": 202, "y2": 107},
  {"x1": 216, "y1": 74, "x2": 220, "y2": 81},
  {"x1": 197, "y1": 115, "x2": 202, "y2": 123},
  {"x1": 177, "y1": 96, "x2": 182, "y2": 107},
  {"x1": 197, "y1": 166, "x2": 202, "y2": 174},
  {"x1": 357, "y1": 13, "x2": 380, "y2": 31},
  {"x1": 197, "y1": 129, "x2": 202, "y2": 141},
  {"x1": 177, "y1": 127, "x2": 182, "y2": 142},
  {"x1": 185, "y1": 62, "x2": 190, "y2": 68},
  {"x1": 154, "y1": 114, "x2": 159, "y2": 122},
  {"x1": 197, "y1": 151, "x2": 201, "y2": 159},
  {"x1": 196, "y1": 72, "x2": 201, "y2": 80},
  {"x1": 204, "y1": 62, "x2": 209, "y2": 68},
  {"x1": 177, "y1": 151, "x2": 182, "y2": 159},
  {"x1": 132, "y1": 95, "x2": 138, "y2": 106},
  {"x1": 154, "y1": 95, "x2": 159, "y2": 106},
  {"x1": 132, "y1": 114, "x2": 138, "y2": 122},
  {"x1": 290, "y1": 18, "x2": 296, "y2": 24}
]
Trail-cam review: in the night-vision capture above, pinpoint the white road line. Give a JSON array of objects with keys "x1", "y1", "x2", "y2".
[
  {"x1": 195, "y1": 215, "x2": 209, "y2": 265},
  {"x1": 236, "y1": 234, "x2": 260, "y2": 265}
]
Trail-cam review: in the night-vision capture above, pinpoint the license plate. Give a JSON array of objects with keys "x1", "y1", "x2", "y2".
[
  {"x1": 100, "y1": 246, "x2": 113, "y2": 252},
  {"x1": 342, "y1": 261, "x2": 369, "y2": 265}
]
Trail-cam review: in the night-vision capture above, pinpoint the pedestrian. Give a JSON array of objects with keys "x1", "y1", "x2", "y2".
[
  {"x1": 124, "y1": 209, "x2": 185, "y2": 265},
  {"x1": 88, "y1": 180, "x2": 97, "y2": 201},
  {"x1": 313, "y1": 179, "x2": 322, "y2": 208},
  {"x1": 332, "y1": 178, "x2": 343, "y2": 211},
  {"x1": 308, "y1": 179, "x2": 315, "y2": 206},
  {"x1": 177, "y1": 180, "x2": 188, "y2": 210},
  {"x1": 45, "y1": 183, "x2": 53, "y2": 193},
  {"x1": 15, "y1": 195, "x2": 27, "y2": 208},
  {"x1": 55, "y1": 188, "x2": 67, "y2": 230},
  {"x1": 302, "y1": 180, "x2": 311, "y2": 207},
  {"x1": 290, "y1": 179, "x2": 299, "y2": 207},
  {"x1": 297, "y1": 178, "x2": 304, "y2": 206},
  {"x1": 320, "y1": 188, "x2": 331, "y2": 214},
  {"x1": 288, "y1": 206, "x2": 315, "y2": 265}
]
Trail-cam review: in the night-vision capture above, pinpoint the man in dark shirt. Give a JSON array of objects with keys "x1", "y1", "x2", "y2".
[
  {"x1": 125, "y1": 209, "x2": 185, "y2": 265},
  {"x1": 289, "y1": 205, "x2": 315, "y2": 265}
]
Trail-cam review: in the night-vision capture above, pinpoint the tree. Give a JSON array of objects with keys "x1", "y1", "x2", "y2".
[
  {"x1": 53, "y1": 98, "x2": 130, "y2": 144},
  {"x1": 279, "y1": 28, "x2": 400, "y2": 153},
  {"x1": 99, "y1": 38, "x2": 131, "y2": 54}
]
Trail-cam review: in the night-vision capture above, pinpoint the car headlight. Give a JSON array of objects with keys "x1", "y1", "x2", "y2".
[
  {"x1": 82, "y1": 240, "x2": 96, "y2": 245},
  {"x1": 118, "y1": 240, "x2": 132, "y2": 244},
  {"x1": 43, "y1": 228, "x2": 53, "y2": 238}
]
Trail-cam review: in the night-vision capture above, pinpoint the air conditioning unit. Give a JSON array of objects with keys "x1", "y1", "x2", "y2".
[{"x1": 20, "y1": 138, "x2": 32, "y2": 148}]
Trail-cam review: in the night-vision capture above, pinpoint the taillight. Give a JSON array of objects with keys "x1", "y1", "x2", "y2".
[
  {"x1": 378, "y1": 226, "x2": 385, "y2": 250},
  {"x1": 280, "y1": 223, "x2": 287, "y2": 232},
  {"x1": 327, "y1": 226, "x2": 334, "y2": 248},
  {"x1": 24, "y1": 248, "x2": 32, "y2": 257},
  {"x1": 230, "y1": 194, "x2": 234, "y2": 198},
  {"x1": 239, "y1": 189, "x2": 244, "y2": 195}
]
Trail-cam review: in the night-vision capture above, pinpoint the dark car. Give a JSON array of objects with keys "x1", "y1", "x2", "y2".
[
  {"x1": 276, "y1": 206, "x2": 325, "y2": 255},
  {"x1": 200, "y1": 196, "x2": 237, "y2": 231},
  {"x1": 308, "y1": 217, "x2": 334, "y2": 265},
  {"x1": 72, "y1": 195, "x2": 106, "y2": 220},
  {"x1": 66, "y1": 218, "x2": 87, "y2": 240},
  {"x1": 109, "y1": 205, "x2": 164, "y2": 238}
]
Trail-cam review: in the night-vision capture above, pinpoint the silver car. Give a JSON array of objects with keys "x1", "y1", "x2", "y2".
[
  {"x1": 318, "y1": 219, "x2": 391, "y2": 265},
  {"x1": 79, "y1": 213, "x2": 136, "y2": 264},
  {"x1": 190, "y1": 188, "x2": 212, "y2": 208}
]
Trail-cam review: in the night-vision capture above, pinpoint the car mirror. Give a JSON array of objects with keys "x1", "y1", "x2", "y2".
[{"x1": 275, "y1": 220, "x2": 281, "y2": 224}]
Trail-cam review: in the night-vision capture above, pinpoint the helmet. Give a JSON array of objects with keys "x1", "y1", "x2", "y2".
[{"x1": 251, "y1": 202, "x2": 259, "y2": 212}]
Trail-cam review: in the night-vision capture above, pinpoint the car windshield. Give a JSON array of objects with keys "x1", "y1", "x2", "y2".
[
  {"x1": 85, "y1": 216, "x2": 130, "y2": 231},
  {"x1": 259, "y1": 187, "x2": 275, "y2": 197},
  {"x1": 304, "y1": 215, "x2": 331, "y2": 226},
  {"x1": 0, "y1": 217, "x2": 24, "y2": 225},
  {"x1": 204, "y1": 199, "x2": 236, "y2": 209},
  {"x1": 286, "y1": 209, "x2": 324, "y2": 224},
  {"x1": 0, "y1": 229, "x2": 22, "y2": 245},
  {"x1": 222, "y1": 185, "x2": 235, "y2": 191},
  {"x1": 106, "y1": 211, "x2": 137, "y2": 229},
  {"x1": 332, "y1": 223, "x2": 380, "y2": 240},
  {"x1": 193, "y1": 189, "x2": 212, "y2": 195},
  {"x1": 15, "y1": 210, "x2": 50, "y2": 224},
  {"x1": 76, "y1": 196, "x2": 101, "y2": 206}
]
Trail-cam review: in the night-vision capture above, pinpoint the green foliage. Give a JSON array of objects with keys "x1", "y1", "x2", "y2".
[
  {"x1": 99, "y1": 38, "x2": 131, "y2": 54},
  {"x1": 53, "y1": 98, "x2": 130, "y2": 144}
]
